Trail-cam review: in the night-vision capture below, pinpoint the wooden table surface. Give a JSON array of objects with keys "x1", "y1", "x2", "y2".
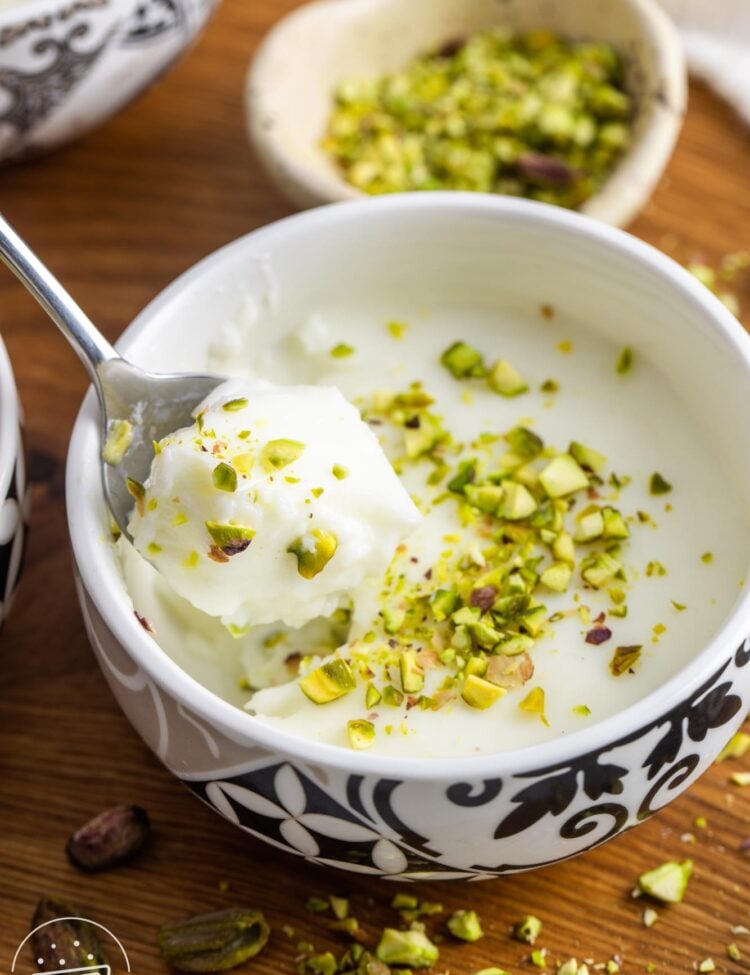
[{"x1": 1, "y1": 1, "x2": 750, "y2": 971}]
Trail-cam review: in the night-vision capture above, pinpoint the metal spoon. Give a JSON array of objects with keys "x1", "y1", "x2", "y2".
[{"x1": 0, "y1": 213, "x2": 222, "y2": 540}]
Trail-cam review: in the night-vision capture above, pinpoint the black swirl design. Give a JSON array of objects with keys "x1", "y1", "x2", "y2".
[{"x1": 187, "y1": 640, "x2": 750, "y2": 878}]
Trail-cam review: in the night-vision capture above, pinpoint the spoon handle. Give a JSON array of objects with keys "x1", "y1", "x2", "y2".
[{"x1": 0, "y1": 213, "x2": 118, "y2": 390}]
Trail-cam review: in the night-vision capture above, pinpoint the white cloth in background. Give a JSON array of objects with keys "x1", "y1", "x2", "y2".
[{"x1": 659, "y1": 0, "x2": 750, "y2": 123}]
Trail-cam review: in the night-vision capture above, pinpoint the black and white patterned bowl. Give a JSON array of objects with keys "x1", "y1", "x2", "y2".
[
  {"x1": 0, "y1": 334, "x2": 27, "y2": 628},
  {"x1": 66, "y1": 195, "x2": 750, "y2": 879},
  {"x1": 0, "y1": 0, "x2": 218, "y2": 164}
]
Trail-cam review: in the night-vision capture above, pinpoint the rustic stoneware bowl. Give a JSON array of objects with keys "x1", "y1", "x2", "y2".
[
  {"x1": 67, "y1": 195, "x2": 750, "y2": 879},
  {"x1": 0, "y1": 0, "x2": 217, "y2": 164},
  {"x1": 0, "y1": 334, "x2": 27, "y2": 627},
  {"x1": 247, "y1": 0, "x2": 686, "y2": 226}
]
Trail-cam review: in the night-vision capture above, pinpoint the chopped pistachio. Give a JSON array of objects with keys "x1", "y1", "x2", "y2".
[
  {"x1": 569, "y1": 441, "x2": 607, "y2": 473},
  {"x1": 447, "y1": 909, "x2": 483, "y2": 942},
  {"x1": 430, "y1": 588, "x2": 460, "y2": 621},
  {"x1": 387, "y1": 320, "x2": 408, "y2": 340},
  {"x1": 474, "y1": 970, "x2": 512, "y2": 975},
  {"x1": 212, "y1": 462, "x2": 237, "y2": 493},
  {"x1": 615, "y1": 346, "x2": 633, "y2": 375},
  {"x1": 328, "y1": 896, "x2": 349, "y2": 920},
  {"x1": 441, "y1": 341, "x2": 486, "y2": 378},
  {"x1": 671, "y1": 600, "x2": 686, "y2": 611},
  {"x1": 531, "y1": 948, "x2": 548, "y2": 968},
  {"x1": 347, "y1": 719, "x2": 376, "y2": 750},
  {"x1": 581, "y1": 552, "x2": 621, "y2": 589},
  {"x1": 649, "y1": 472, "x2": 672, "y2": 496},
  {"x1": 332, "y1": 464, "x2": 349, "y2": 480},
  {"x1": 288, "y1": 529, "x2": 338, "y2": 578},
  {"x1": 716, "y1": 732, "x2": 750, "y2": 762},
  {"x1": 305, "y1": 952, "x2": 337, "y2": 975},
  {"x1": 501, "y1": 481, "x2": 538, "y2": 520},
  {"x1": 400, "y1": 649, "x2": 425, "y2": 693},
  {"x1": 637, "y1": 859, "x2": 692, "y2": 903},
  {"x1": 540, "y1": 454, "x2": 589, "y2": 498},
  {"x1": 574, "y1": 506, "x2": 604, "y2": 543},
  {"x1": 260, "y1": 438, "x2": 305, "y2": 472},
  {"x1": 519, "y1": 687, "x2": 549, "y2": 725},
  {"x1": 602, "y1": 506, "x2": 629, "y2": 540},
  {"x1": 513, "y1": 914, "x2": 543, "y2": 945},
  {"x1": 403, "y1": 413, "x2": 446, "y2": 459},
  {"x1": 541, "y1": 561, "x2": 573, "y2": 593},
  {"x1": 541, "y1": 378, "x2": 560, "y2": 394},
  {"x1": 488, "y1": 359, "x2": 528, "y2": 397},
  {"x1": 381, "y1": 685, "x2": 404, "y2": 707},
  {"x1": 222, "y1": 397, "x2": 249, "y2": 412},
  {"x1": 375, "y1": 928, "x2": 439, "y2": 969},
  {"x1": 103, "y1": 419, "x2": 134, "y2": 465},
  {"x1": 462, "y1": 674, "x2": 506, "y2": 710},
  {"x1": 610, "y1": 644, "x2": 642, "y2": 676},
  {"x1": 701, "y1": 551, "x2": 714, "y2": 564},
  {"x1": 305, "y1": 896, "x2": 330, "y2": 913},
  {"x1": 205, "y1": 522, "x2": 256, "y2": 556},
  {"x1": 573, "y1": 704, "x2": 592, "y2": 717},
  {"x1": 365, "y1": 684, "x2": 382, "y2": 709},
  {"x1": 727, "y1": 944, "x2": 742, "y2": 962},
  {"x1": 698, "y1": 960, "x2": 715, "y2": 973},
  {"x1": 126, "y1": 477, "x2": 146, "y2": 516},
  {"x1": 330, "y1": 342, "x2": 355, "y2": 358},
  {"x1": 299, "y1": 659, "x2": 356, "y2": 704}
]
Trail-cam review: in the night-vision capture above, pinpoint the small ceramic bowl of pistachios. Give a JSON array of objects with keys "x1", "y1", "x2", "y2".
[{"x1": 246, "y1": 0, "x2": 686, "y2": 225}]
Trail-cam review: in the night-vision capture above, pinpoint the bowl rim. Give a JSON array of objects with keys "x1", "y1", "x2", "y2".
[
  {"x1": 66, "y1": 192, "x2": 750, "y2": 780},
  {"x1": 246, "y1": 0, "x2": 687, "y2": 226},
  {"x1": 0, "y1": 334, "x2": 19, "y2": 504}
]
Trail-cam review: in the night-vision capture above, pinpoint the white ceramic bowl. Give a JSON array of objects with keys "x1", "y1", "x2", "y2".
[
  {"x1": 0, "y1": 0, "x2": 217, "y2": 163},
  {"x1": 247, "y1": 0, "x2": 686, "y2": 226},
  {"x1": 67, "y1": 195, "x2": 750, "y2": 879},
  {"x1": 0, "y1": 334, "x2": 27, "y2": 627}
]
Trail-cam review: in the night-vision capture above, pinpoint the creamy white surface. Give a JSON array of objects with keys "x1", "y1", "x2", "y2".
[
  {"x1": 120, "y1": 301, "x2": 750, "y2": 757},
  {"x1": 128, "y1": 377, "x2": 420, "y2": 630}
]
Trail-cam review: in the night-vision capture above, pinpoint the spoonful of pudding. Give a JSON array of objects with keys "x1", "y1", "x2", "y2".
[{"x1": 0, "y1": 215, "x2": 421, "y2": 629}]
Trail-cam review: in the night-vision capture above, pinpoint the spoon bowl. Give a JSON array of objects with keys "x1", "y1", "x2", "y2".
[{"x1": 0, "y1": 215, "x2": 222, "y2": 540}]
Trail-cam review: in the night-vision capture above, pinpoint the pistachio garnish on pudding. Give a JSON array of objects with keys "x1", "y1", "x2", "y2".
[{"x1": 120, "y1": 302, "x2": 748, "y2": 757}]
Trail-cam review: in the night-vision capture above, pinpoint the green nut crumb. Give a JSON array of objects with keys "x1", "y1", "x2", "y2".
[
  {"x1": 212, "y1": 462, "x2": 237, "y2": 493},
  {"x1": 637, "y1": 859, "x2": 693, "y2": 903},
  {"x1": 375, "y1": 928, "x2": 439, "y2": 969},
  {"x1": 331, "y1": 343, "x2": 355, "y2": 358},
  {"x1": 615, "y1": 346, "x2": 633, "y2": 375},
  {"x1": 447, "y1": 909, "x2": 483, "y2": 942},
  {"x1": 347, "y1": 719, "x2": 376, "y2": 750},
  {"x1": 103, "y1": 419, "x2": 134, "y2": 466},
  {"x1": 222, "y1": 397, "x2": 249, "y2": 412},
  {"x1": 531, "y1": 948, "x2": 548, "y2": 968},
  {"x1": 305, "y1": 896, "x2": 330, "y2": 913},
  {"x1": 649, "y1": 472, "x2": 672, "y2": 496},
  {"x1": 440, "y1": 341, "x2": 486, "y2": 378},
  {"x1": 610, "y1": 645, "x2": 642, "y2": 676},
  {"x1": 332, "y1": 464, "x2": 349, "y2": 480},
  {"x1": 727, "y1": 944, "x2": 742, "y2": 963},
  {"x1": 387, "y1": 320, "x2": 408, "y2": 340},
  {"x1": 513, "y1": 914, "x2": 543, "y2": 945},
  {"x1": 299, "y1": 658, "x2": 356, "y2": 704},
  {"x1": 698, "y1": 960, "x2": 715, "y2": 973},
  {"x1": 701, "y1": 551, "x2": 714, "y2": 564},
  {"x1": 288, "y1": 528, "x2": 338, "y2": 579},
  {"x1": 260, "y1": 438, "x2": 305, "y2": 472},
  {"x1": 716, "y1": 731, "x2": 750, "y2": 762}
]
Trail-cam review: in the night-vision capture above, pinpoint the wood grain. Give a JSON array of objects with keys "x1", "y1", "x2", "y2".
[{"x1": 1, "y1": 0, "x2": 750, "y2": 971}]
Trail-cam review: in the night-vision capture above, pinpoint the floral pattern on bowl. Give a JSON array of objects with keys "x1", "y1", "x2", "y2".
[{"x1": 0, "y1": 0, "x2": 218, "y2": 163}]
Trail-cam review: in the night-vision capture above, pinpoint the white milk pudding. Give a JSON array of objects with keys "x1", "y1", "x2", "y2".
[
  {"x1": 119, "y1": 298, "x2": 750, "y2": 758},
  {"x1": 128, "y1": 378, "x2": 420, "y2": 631}
]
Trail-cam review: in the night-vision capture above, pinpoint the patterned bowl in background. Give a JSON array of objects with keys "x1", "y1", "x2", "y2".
[
  {"x1": 66, "y1": 195, "x2": 750, "y2": 879},
  {"x1": 0, "y1": 0, "x2": 218, "y2": 164},
  {"x1": 0, "y1": 334, "x2": 27, "y2": 628}
]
